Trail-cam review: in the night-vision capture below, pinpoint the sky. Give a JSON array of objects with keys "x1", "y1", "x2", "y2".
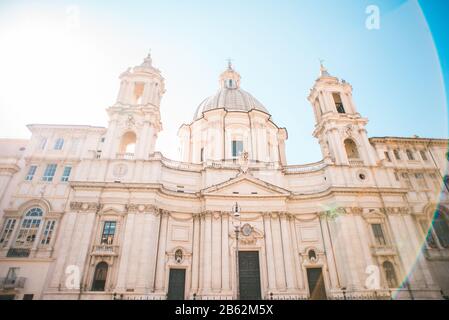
[{"x1": 0, "y1": 0, "x2": 447, "y2": 164}]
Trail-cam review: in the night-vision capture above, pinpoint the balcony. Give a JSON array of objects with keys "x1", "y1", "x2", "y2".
[
  {"x1": 370, "y1": 245, "x2": 396, "y2": 256},
  {"x1": 0, "y1": 277, "x2": 26, "y2": 289},
  {"x1": 116, "y1": 153, "x2": 134, "y2": 160},
  {"x1": 6, "y1": 248, "x2": 30, "y2": 258},
  {"x1": 348, "y1": 158, "x2": 364, "y2": 166},
  {"x1": 91, "y1": 245, "x2": 119, "y2": 256}
]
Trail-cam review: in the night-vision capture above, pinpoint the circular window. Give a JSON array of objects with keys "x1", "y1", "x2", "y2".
[{"x1": 356, "y1": 170, "x2": 368, "y2": 181}]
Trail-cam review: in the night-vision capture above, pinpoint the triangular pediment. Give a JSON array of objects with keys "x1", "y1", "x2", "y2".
[{"x1": 201, "y1": 173, "x2": 290, "y2": 197}]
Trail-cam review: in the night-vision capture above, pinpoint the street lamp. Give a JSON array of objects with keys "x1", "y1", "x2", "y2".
[{"x1": 232, "y1": 202, "x2": 241, "y2": 300}]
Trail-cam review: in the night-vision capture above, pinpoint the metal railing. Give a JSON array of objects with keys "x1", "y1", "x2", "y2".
[
  {"x1": 0, "y1": 277, "x2": 26, "y2": 289},
  {"x1": 116, "y1": 153, "x2": 135, "y2": 160},
  {"x1": 91, "y1": 244, "x2": 119, "y2": 256},
  {"x1": 348, "y1": 159, "x2": 364, "y2": 166},
  {"x1": 283, "y1": 161, "x2": 326, "y2": 174},
  {"x1": 7, "y1": 248, "x2": 31, "y2": 258}
]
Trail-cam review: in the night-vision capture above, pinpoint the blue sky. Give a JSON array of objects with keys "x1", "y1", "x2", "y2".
[{"x1": 0, "y1": 0, "x2": 447, "y2": 164}]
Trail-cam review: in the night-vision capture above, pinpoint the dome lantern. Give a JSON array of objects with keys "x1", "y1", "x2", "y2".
[{"x1": 219, "y1": 60, "x2": 241, "y2": 89}]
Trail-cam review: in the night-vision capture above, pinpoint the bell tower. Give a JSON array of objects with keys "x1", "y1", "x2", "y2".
[
  {"x1": 101, "y1": 53, "x2": 166, "y2": 160},
  {"x1": 307, "y1": 63, "x2": 377, "y2": 166}
]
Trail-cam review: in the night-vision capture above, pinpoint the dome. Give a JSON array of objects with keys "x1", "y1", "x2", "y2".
[{"x1": 193, "y1": 63, "x2": 269, "y2": 120}]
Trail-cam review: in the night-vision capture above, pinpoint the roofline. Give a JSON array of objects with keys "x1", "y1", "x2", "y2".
[
  {"x1": 179, "y1": 108, "x2": 287, "y2": 132},
  {"x1": 27, "y1": 124, "x2": 107, "y2": 131},
  {"x1": 369, "y1": 136, "x2": 449, "y2": 144}
]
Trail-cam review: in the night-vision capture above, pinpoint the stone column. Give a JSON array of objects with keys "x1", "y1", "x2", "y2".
[
  {"x1": 154, "y1": 211, "x2": 169, "y2": 291},
  {"x1": 318, "y1": 92, "x2": 328, "y2": 113},
  {"x1": 221, "y1": 212, "x2": 230, "y2": 292},
  {"x1": 211, "y1": 212, "x2": 222, "y2": 291},
  {"x1": 202, "y1": 212, "x2": 212, "y2": 293},
  {"x1": 116, "y1": 212, "x2": 136, "y2": 290},
  {"x1": 359, "y1": 128, "x2": 377, "y2": 166},
  {"x1": 191, "y1": 213, "x2": 201, "y2": 294},
  {"x1": 338, "y1": 215, "x2": 362, "y2": 289},
  {"x1": 280, "y1": 213, "x2": 297, "y2": 290},
  {"x1": 136, "y1": 123, "x2": 150, "y2": 160},
  {"x1": 329, "y1": 128, "x2": 346, "y2": 165},
  {"x1": 289, "y1": 215, "x2": 303, "y2": 289},
  {"x1": 271, "y1": 213, "x2": 287, "y2": 290},
  {"x1": 263, "y1": 212, "x2": 276, "y2": 290},
  {"x1": 102, "y1": 118, "x2": 118, "y2": 159},
  {"x1": 319, "y1": 215, "x2": 340, "y2": 290},
  {"x1": 127, "y1": 213, "x2": 145, "y2": 288},
  {"x1": 49, "y1": 211, "x2": 78, "y2": 289},
  {"x1": 326, "y1": 216, "x2": 351, "y2": 289},
  {"x1": 136, "y1": 210, "x2": 158, "y2": 291},
  {"x1": 198, "y1": 213, "x2": 205, "y2": 292}
]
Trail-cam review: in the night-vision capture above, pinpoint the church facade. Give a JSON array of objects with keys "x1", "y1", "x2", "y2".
[{"x1": 0, "y1": 54, "x2": 448, "y2": 300}]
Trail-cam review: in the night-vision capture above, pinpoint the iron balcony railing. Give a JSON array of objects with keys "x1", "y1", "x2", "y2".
[
  {"x1": 91, "y1": 244, "x2": 119, "y2": 256},
  {"x1": 0, "y1": 277, "x2": 26, "y2": 289}
]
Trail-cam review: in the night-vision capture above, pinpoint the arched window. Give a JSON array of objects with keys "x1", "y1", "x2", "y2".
[
  {"x1": 91, "y1": 262, "x2": 108, "y2": 291},
  {"x1": 13, "y1": 207, "x2": 43, "y2": 249},
  {"x1": 382, "y1": 261, "x2": 398, "y2": 288},
  {"x1": 432, "y1": 210, "x2": 449, "y2": 248},
  {"x1": 406, "y1": 149, "x2": 415, "y2": 161},
  {"x1": 308, "y1": 249, "x2": 317, "y2": 262},
  {"x1": 344, "y1": 139, "x2": 359, "y2": 159},
  {"x1": 118, "y1": 131, "x2": 137, "y2": 156},
  {"x1": 133, "y1": 82, "x2": 145, "y2": 105}
]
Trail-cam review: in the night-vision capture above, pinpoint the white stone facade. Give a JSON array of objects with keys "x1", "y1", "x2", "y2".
[{"x1": 0, "y1": 56, "x2": 448, "y2": 300}]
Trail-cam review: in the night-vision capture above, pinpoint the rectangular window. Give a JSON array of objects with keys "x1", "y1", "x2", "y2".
[
  {"x1": 420, "y1": 150, "x2": 428, "y2": 161},
  {"x1": 0, "y1": 219, "x2": 16, "y2": 247},
  {"x1": 430, "y1": 173, "x2": 441, "y2": 190},
  {"x1": 39, "y1": 138, "x2": 47, "y2": 150},
  {"x1": 200, "y1": 147, "x2": 204, "y2": 162},
  {"x1": 23, "y1": 294, "x2": 34, "y2": 300},
  {"x1": 394, "y1": 172, "x2": 399, "y2": 181},
  {"x1": 25, "y1": 166, "x2": 37, "y2": 181},
  {"x1": 232, "y1": 140, "x2": 243, "y2": 157},
  {"x1": 101, "y1": 221, "x2": 116, "y2": 245},
  {"x1": 406, "y1": 149, "x2": 415, "y2": 161},
  {"x1": 393, "y1": 149, "x2": 401, "y2": 160},
  {"x1": 42, "y1": 164, "x2": 57, "y2": 182},
  {"x1": 332, "y1": 93, "x2": 345, "y2": 114},
  {"x1": 40, "y1": 220, "x2": 56, "y2": 246},
  {"x1": 401, "y1": 172, "x2": 412, "y2": 188},
  {"x1": 53, "y1": 138, "x2": 64, "y2": 150},
  {"x1": 371, "y1": 224, "x2": 387, "y2": 246},
  {"x1": 415, "y1": 173, "x2": 428, "y2": 189},
  {"x1": 14, "y1": 218, "x2": 41, "y2": 248},
  {"x1": 384, "y1": 151, "x2": 391, "y2": 162},
  {"x1": 134, "y1": 82, "x2": 145, "y2": 104},
  {"x1": 61, "y1": 166, "x2": 72, "y2": 182}
]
